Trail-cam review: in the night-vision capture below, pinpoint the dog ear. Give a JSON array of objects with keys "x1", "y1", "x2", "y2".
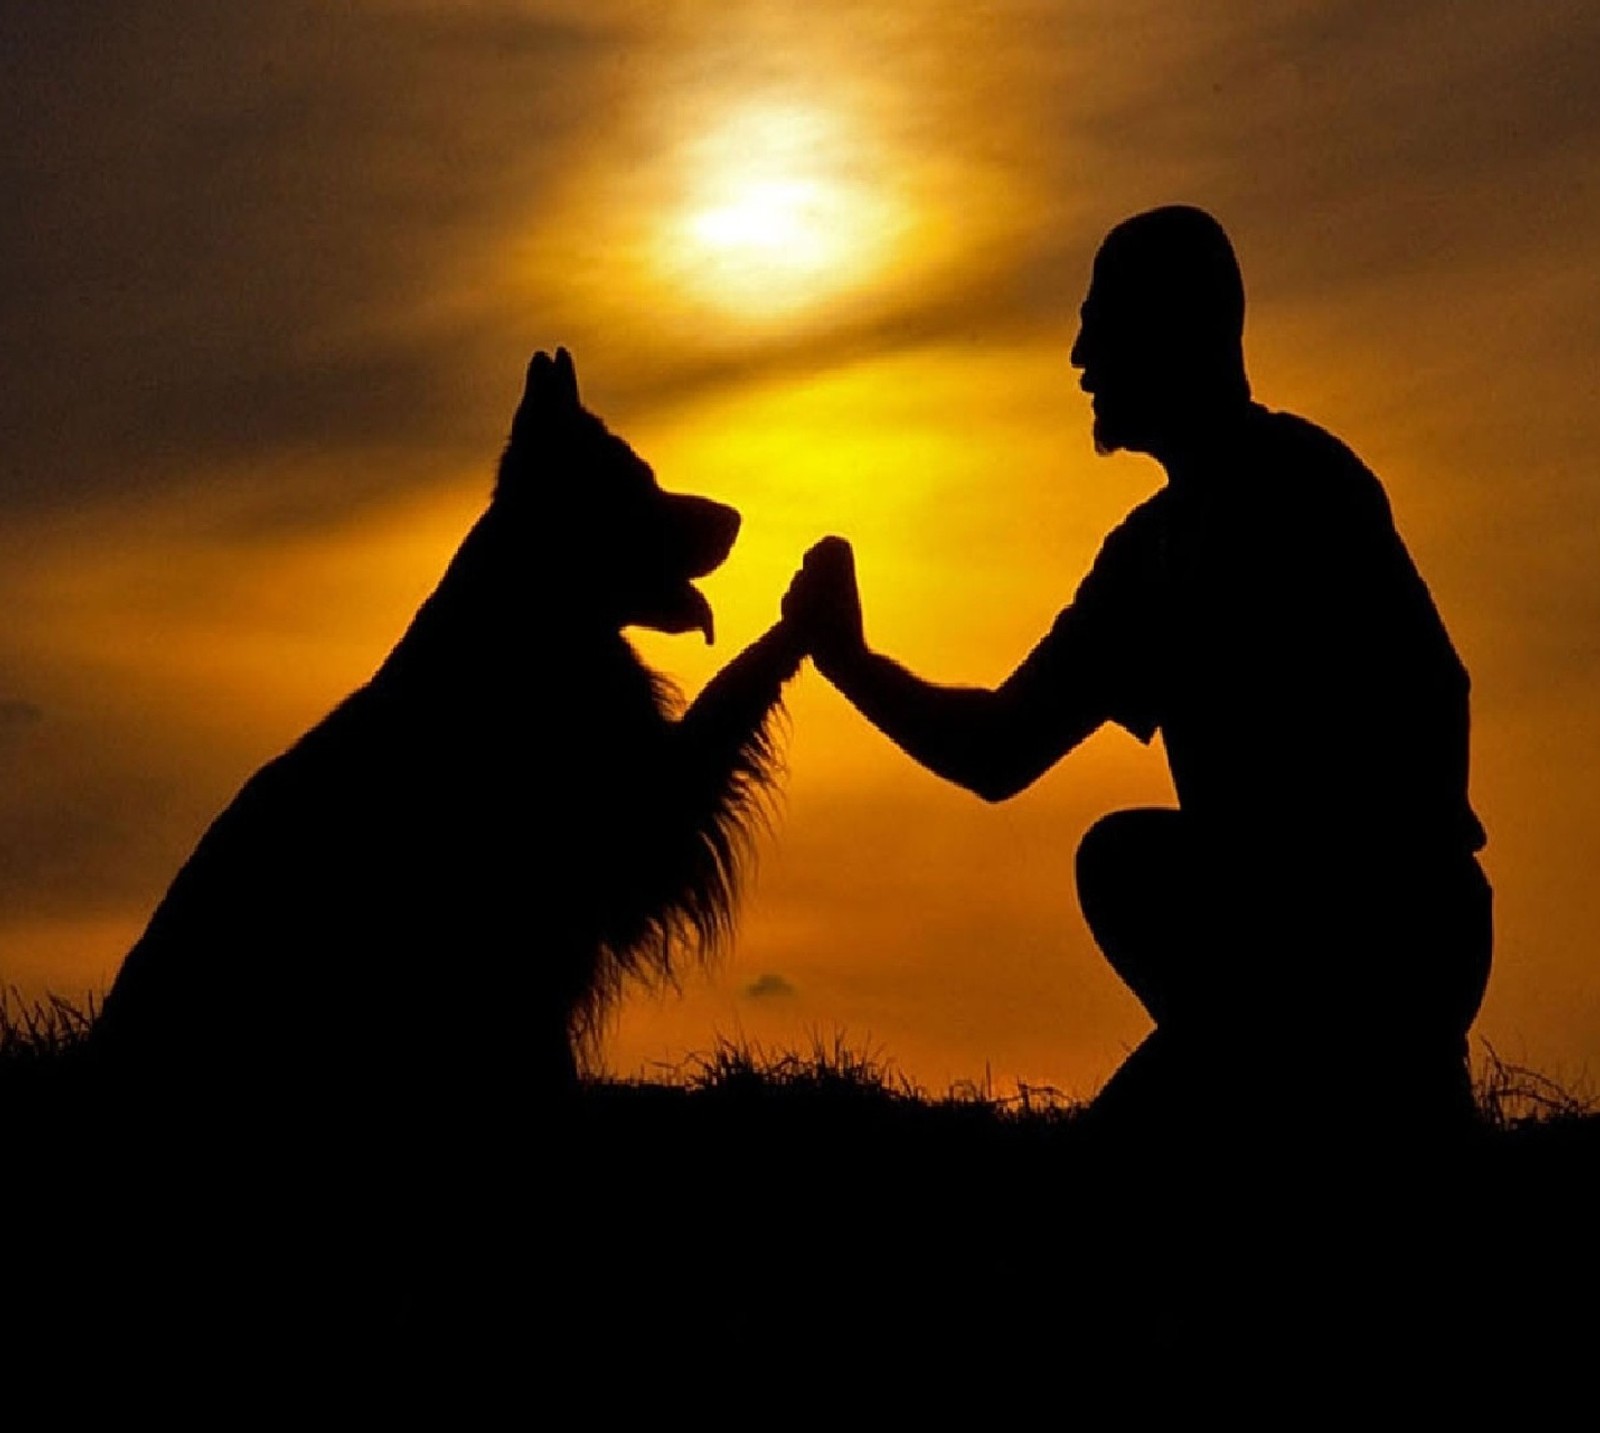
[
  {"x1": 554, "y1": 346, "x2": 581, "y2": 408},
  {"x1": 519, "y1": 347, "x2": 582, "y2": 419}
]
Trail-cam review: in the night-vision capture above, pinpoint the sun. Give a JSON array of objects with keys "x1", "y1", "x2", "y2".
[
  {"x1": 662, "y1": 101, "x2": 903, "y2": 322},
  {"x1": 690, "y1": 177, "x2": 832, "y2": 257}
]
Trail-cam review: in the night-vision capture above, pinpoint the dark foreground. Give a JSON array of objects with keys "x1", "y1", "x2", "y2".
[{"x1": 4, "y1": 1006, "x2": 1596, "y2": 1393}]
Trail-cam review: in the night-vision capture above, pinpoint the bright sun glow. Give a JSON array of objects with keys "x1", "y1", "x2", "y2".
[
  {"x1": 690, "y1": 178, "x2": 830, "y2": 253},
  {"x1": 664, "y1": 101, "x2": 904, "y2": 321}
]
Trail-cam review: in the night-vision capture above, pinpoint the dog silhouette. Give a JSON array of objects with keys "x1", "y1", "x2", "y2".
[{"x1": 92, "y1": 348, "x2": 803, "y2": 1121}]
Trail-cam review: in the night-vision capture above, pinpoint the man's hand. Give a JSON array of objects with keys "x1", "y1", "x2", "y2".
[{"x1": 783, "y1": 536, "x2": 867, "y2": 679}]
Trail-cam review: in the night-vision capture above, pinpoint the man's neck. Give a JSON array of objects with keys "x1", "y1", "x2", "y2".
[{"x1": 1150, "y1": 398, "x2": 1259, "y2": 489}]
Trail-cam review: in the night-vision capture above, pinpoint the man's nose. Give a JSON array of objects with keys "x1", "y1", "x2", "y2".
[{"x1": 1069, "y1": 325, "x2": 1087, "y2": 369}]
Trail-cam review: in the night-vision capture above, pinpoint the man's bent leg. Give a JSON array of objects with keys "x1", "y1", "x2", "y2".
[
  {"x1": 1338, "y1": 853, "x2": 1494, "y2": 1133},
  {"x1": 1077, "y1": 811, "x2": 1494, "y2": 1138},
  {"x1": 1075, "y1": 809, "x2": 1233, "y2": 1135},
  {"x1": 1076, "y1": 808, "x2": 1203, "y2": 1027}
]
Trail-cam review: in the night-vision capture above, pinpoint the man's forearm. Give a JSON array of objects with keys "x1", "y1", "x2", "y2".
[
  {"x1": 819, "y1": 646, "x2": 1021, "y2": 801},
  {"x1": 787, "y1": 534, "x2": 1099, "y2": 798}
]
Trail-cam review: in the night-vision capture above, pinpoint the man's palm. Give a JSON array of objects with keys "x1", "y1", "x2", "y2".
[{"x1": 785, "y1": 536, "x2": 865, "y2": 670}]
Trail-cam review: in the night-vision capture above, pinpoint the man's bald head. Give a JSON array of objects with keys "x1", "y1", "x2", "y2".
[
  {"x1": 1093, "y1": 206, "x2": 1246, "y2": 349},
  {"x1": 1071, "y1": 206, "x2": 1252, "y2": 457}
]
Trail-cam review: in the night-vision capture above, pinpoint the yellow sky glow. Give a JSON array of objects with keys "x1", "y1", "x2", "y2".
[{"x1": 660, "y1": 100, "x2": 909, "y2": 321}]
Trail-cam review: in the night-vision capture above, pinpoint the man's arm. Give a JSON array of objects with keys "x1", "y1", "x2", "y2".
[{"x1": 785, "y1": 538, "x2": 1104, "y2": 802}]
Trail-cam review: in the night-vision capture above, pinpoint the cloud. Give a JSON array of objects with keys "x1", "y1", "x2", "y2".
[
  {"x1": 511, "y1": 0, "x2": 1600, "y2": 434},
  {"x1": 744, "y1": 972, "x2": 795, "y2": 999},
  {"x1": 0, "y1": 3, "x2": 635, "y2": 516},
  {"x1": 0, "y1": 699, "x2": 42, "y2": 728},
  {"x1": 0, "y1": 746, "x2": 190, "y2": 921},
  {"x1": 10, "y1": 0, "x2": 1595, "y2": 526}
]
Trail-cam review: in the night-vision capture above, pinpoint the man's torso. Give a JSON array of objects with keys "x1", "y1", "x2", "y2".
[{"x1": 1024, "y1": 403, "x2": 1485, "y2": 859}]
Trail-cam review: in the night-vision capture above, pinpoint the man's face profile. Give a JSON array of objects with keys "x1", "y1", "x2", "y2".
[
  {"x1": 1070, "y1": 281, "x2": 1164, "y2": 457},
  {"x1": 1069, "y1": 207, "x2": 1250, "y2": 459}
]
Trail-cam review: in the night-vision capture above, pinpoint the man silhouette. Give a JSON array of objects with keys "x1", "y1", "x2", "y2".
[{"x1": 784, "y1": 205, "x2": 1491, "y2": 1136}]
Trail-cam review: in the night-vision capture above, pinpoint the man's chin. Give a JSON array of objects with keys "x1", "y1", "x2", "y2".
[
  {"x1": 1091, "y1": 404, "x2": 1157, "y2": 458},
  {"x1": 1092, "y1": 412, "x2": 1125, "y2": 456}
]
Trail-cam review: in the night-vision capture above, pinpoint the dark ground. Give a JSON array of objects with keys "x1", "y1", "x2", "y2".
[{"x1": 3, "y1": 1005, "x2": 1595, "y2": 1392}]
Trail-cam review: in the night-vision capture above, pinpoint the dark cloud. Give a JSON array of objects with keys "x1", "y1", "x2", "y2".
[
  {"x1": 0, "y1": 651, "x2": 262, "y2": 925},
  {"x1": 0, "y1": 764, "x2": 183, "y2": 921},
  {"x1": 1061, "y1": 1, "x2": 1600, "y2": 299},
  {"x1": 11, "y1": 0, "x2": 1595, "y2": 520},
  {"x1": 0, "y1": 699, "x2": 42, "y2": 728},
  {"x1": 744, "y1": 972, "x2": 795, "y2": 999},
  {"x1": 0, "y1": 2, "x2": 633, "y2": 515},
  {"x1": 563, "y1": 0, "x2": 1600, "y2": 428}
]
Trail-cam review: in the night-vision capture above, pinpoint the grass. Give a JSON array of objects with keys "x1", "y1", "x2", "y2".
[
  {"x1": 3, "y1": 982, "x2": 1593, "y2": 1132},
  {"x1": 666, "y1": 1029, "x2": 1083, "y2": 1118},
  {"x1": 1471, "y1": 1038, "x2": 1594, "y2": 1129},
  {"x1": 0, "y1": 987, "x2": 97, "y2": 1066},
  {"x1": 604, "y1": 1023, "x2": 1599, "y2": 1132}
]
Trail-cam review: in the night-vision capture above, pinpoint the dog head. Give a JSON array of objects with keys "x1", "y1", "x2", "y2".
[{"x1": 497, "y1": 348, "x2": 740, "y2": 643}]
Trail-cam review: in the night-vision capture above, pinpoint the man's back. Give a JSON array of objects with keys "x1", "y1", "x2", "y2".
[{"x1": 1043, "y1": 403, "x2": 1484, "y2": 862}]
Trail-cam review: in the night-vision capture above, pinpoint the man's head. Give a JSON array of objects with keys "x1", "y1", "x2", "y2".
[{"x1": 1070, "y1": 205, "x2": 1250, "y2": 456}]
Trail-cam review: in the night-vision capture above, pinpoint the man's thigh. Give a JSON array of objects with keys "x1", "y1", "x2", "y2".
[{"x1": 1076, "y1": 809, "x2": 1492, "y2": 1035}]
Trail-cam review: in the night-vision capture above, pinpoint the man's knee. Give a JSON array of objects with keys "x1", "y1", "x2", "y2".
[{"x1": 1075, "y1": 807, "x2": 1182, "y2": 929}]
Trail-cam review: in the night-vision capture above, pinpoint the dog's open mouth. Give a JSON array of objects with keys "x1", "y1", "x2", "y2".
[
  {"x1": 637, "y1": 580, "x2": 716, "y2": 644},
  {"x1": 634, "y1": 494, "x2": 740, "y2": 644}
]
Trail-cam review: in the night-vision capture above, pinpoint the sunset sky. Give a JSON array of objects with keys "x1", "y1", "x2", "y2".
[{"x1": 3, "y1": 1, "x2": 1598, "y2": 1100}]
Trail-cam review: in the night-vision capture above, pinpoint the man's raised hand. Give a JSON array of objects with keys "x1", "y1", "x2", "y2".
[{"x1": 783, "y1": 536, "x2": 867, "y2": 679}]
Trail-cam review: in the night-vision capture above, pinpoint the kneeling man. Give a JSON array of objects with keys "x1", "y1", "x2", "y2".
[{"x1": 783, "y1": 206, "x2": 1491, "y2": 1136}]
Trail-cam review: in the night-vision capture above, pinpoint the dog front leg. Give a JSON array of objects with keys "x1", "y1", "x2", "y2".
[{"x1": 674, "y1": 619, "x2": 805, "y2": 794}]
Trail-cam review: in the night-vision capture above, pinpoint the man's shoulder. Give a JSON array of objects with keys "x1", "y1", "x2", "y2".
[
  {"x1": 1250, "y1": 404, "x2": 1365, "y2": 465},
  {"x1": 1246, "y1": 405, "x2": 1391, "y2": 516},
  {"x1": 1068, "y1": 491, "x2": 1168, "y2": 610}
]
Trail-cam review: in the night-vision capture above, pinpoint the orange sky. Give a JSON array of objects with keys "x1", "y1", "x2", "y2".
[{"x1": 2, "y1": 1, "x2": 1598, "y2": 1099}]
